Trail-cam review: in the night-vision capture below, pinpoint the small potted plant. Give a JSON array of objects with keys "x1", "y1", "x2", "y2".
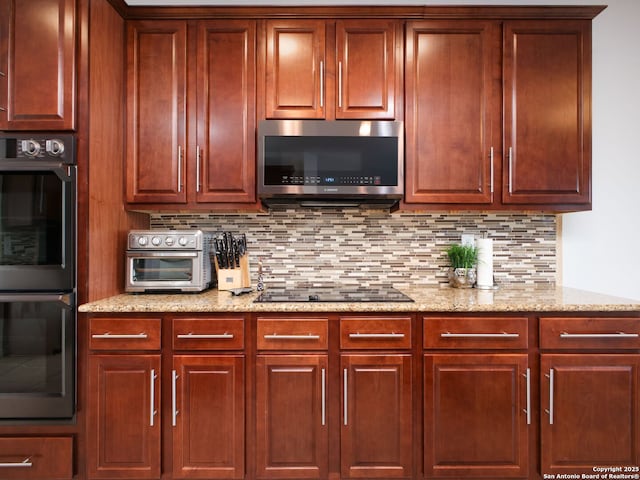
[{"x1": 445, "y1": 244, "x2": 478, "y2": 288}]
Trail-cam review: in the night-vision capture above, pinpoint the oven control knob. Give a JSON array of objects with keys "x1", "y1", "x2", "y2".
[
  {"x1": 137, "y1": 236, "x2": 148, "y2": 247},
  {"x1": 151, "y1": 236, "x2": 162, "y2": 246},
  {"x1": 46, "y1": 139, "x2": 65, "y2": 156},
  {"x1": 178, "y1": 236, "x2": 188, "y2": 246},
  {"x1": 21, "y1": 139, "x2": 41, "y2": 157},
  {"x1": 165, "y1": 236, "x2": 175, "y2": 246}
]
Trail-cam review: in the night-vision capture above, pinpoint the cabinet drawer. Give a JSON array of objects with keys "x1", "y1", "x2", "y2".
[
  {"x1": 257, "y1": 318, "x2": 328, "y2": 350},
  {"x1": 540, "y1": 317, "x2": 640, "y2": 350},
  {"x1": 89, "y1": 317, "x2": 161, "y2": 351},
  {"x1": 0, "y1": 436, "x2": 72, "y2": 480},
  {"x1": 424, "y1": 316, "x2": 528, "y2": 349},
  {"x1": 340, "y1": 316, "x2": 412, "y2": 349},
  {"x1": 172, "y1": 317, "x2": 245, "y2": 350}
]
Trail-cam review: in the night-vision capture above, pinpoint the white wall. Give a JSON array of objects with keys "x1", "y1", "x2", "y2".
[{"x1": 129, "y1": 0, "x2": 640, "y2": 300}]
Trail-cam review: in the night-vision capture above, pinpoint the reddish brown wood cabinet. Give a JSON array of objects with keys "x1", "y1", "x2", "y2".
[
  {"x1": 405, "y1": 18, "x2": 594, "y2": 210},
  {"x1": 0, "y1": 437, "x2": 73, "y2": 480},
  {"x1": 405, "y1": 21, "x2": 500, "y2": 205},
  {"x1": 423, "y1": 316, "x2": 530, "y2": 478},
  {"x1": 540, "y1": 317, "x2": 640, "y2": 477},
  {"x1": 126, "y1": 20, "x2": 256, "y2": 206},
  {"x1": 263, "y1": 19, "x2": 401, "y2": 120},
  {"x1": 0, "y1": 0, "x2": 75, "y2": 130}
]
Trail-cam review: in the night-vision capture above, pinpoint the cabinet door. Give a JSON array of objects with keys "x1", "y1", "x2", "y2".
[
  {"x1": 87, "y1": 355, "x2": 161, "y2": 479},
  {"x1": 126, "y1": 20, "x2": 187, "y2": 204},
  {"x1": 1, "y1": 0, "x2": 75, "y2": 130},
  {"x1": 341, "y1": 354, "x2": 412, "y2": 479},
  {"x1": 256, "y1": 354, "x2": 328, "y2": 479},
  {"x1": 195, "y1": 21, "x2": 256, "y2": 204},
  {"x1": 424, "y1": 354, "x2": 529, "y2": 478},
  {"x1": 503, "y1": 20, "x2": 591, "y2": 205},
  {"x1": 264, "y1": 20, "x2": 326, "y2": 119},
  {"x1": 172, "y1": 355, "x2": 245, "y2": 479},
  {"x1": 335, "y1": 20, "x2": 399, "y2": 120},
  {"x1": 541, "y1": 354, "x2": 640, "y2": 476},
  {"x1": 405, "y1": 21, "x2": 499, "y2": 204}
]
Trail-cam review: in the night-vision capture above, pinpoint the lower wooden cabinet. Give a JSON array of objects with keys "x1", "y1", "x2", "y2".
[
  {"x1": 87, "y1": 354, "x2": 161, "y2": 479},
  {"x1": 0, "y1": 436, "x2": 73, "y2": 480}
]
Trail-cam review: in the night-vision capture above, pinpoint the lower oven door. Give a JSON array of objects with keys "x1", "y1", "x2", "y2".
[
  {"x1": 126, "y1": 251, "x2": 206, "y2": 292},
  {"x1": 0, "y1": 292, "x2": 75, "y2": 420}
]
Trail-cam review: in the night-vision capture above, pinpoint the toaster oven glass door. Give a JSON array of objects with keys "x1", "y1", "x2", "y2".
[{"x1": 127, "y1": 251, "x2": 205, "y2": 291}]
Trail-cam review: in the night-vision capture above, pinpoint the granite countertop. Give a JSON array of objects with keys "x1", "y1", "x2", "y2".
[{"x1": 78, "y1": 285, "x2": 640, "y2": 314}]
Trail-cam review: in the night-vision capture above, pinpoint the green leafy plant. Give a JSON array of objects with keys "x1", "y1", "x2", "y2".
[{"x1": 445, "y1": 244, "x2": 479, "y2": 269}]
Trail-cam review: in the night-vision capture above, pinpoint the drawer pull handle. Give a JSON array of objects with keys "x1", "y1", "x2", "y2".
[
  {"x1": 349, "y1": 332, "x2": 405, "y2": 339},
  {"x1": 177, "y1": 332, "x2": 234, "y2": 339},
  {"x1": 441, "y1": 332, "x2": 520, "y2": 339},
  {"x1": 92, "y1": 332, "x2": 148, "y2": 339},
  {"x1": 264, "y1": 333, "x2": 320, "y2": 340},
  {"x1": 560, "y1": 332, "x2": 639, "y2": 339},
  {"x1": 0, "y1": 458, "x2": 32, "y2": 468}
]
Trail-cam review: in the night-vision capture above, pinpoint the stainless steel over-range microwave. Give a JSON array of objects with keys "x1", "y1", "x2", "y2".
[{"x1": 257, "y1": 120, "x2": 404, "y2": 205}]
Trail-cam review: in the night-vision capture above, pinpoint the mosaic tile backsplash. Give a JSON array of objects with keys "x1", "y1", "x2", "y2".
[{"x1": 151, "y1": 209, "x2": 557, "y2": 289}]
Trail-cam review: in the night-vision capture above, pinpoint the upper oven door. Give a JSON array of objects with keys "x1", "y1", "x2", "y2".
[{"x1": 0, "y1": 161, "x2": 76, "y2": 291}]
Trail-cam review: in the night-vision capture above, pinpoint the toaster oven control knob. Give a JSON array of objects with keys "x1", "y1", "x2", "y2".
[
  {"x1": 151, "y1": 236, "x2": 162, "y2": 246},
  {"x1": 21, "y1": 139, "x2": 41, "y2": 157},
  {"x1": 164, "y1": 236, "x2": 175, "y2": 246},
  {"x1": 137, "y1": 236, "x2": 148, "y2": 246},
  {"x1": 178, "y1": 236, "x2": 188, "y2": 246}
]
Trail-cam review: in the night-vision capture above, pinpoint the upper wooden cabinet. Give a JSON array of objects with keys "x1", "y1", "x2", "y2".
[
  {"x1": 405, "y1": 18, "x2": 593, "y2": 211},
  {"x1": 503, "y1": 20, "x2": 592, "y2": 206},
  {"x1": 0, "y1": 0, "x2": 76, "y2": 131},
  {"x1": 263, "y1": 19, "x2": 401, "y2": 120},
  {"x1": 126, "y1": 20, "x2": 256, "y2": 206}
]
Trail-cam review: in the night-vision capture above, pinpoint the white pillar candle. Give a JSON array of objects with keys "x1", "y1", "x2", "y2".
[{"x1": 476, "y1": 238, "x2": 494, "y2": 289}]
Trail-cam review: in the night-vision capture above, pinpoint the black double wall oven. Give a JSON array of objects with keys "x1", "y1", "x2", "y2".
[{"x1": 0, "y1": 133, "x2": 76, "y2": 420}]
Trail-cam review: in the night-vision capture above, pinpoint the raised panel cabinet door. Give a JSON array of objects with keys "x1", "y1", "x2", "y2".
[
  {"x1": 424, "y1": 354, "x2": 530, "y2": 478},
  {"x1": 405, "y1": 21, "x2": 500, "y2": 204},
  {"x1": 264, "y1": 20, "x2": 326, "y2": 119},
  {"x1": 255, "y1": 354, "x2": 328, "y2": 479},
  {"x1": 341, "y1": 354, "x2": 412, "y2": 479},
  {"x1": 335, "y1": 20, "x2": 400, "y2": 120},
  {"x1": 541, "y1": 354, "x2": 640, "y2": 477},
  {"x1": 87, "y1": 355, "x2": 161, "y2": 479},
  {"x1": 503, "y1": 20, "x2": 591, "y2": 205},
  {"x1": 172, "y1": 355, "x2": 245, "y2": 479},
  {"x1": 126, "y1": 20, "x2": 187, "y2": 204},
  {"x1": 195, "y1": 20, "x2": 256, "y2": 203},
  {"x1": 1, "y1": 0, "x2": 75, "y2": 130}
]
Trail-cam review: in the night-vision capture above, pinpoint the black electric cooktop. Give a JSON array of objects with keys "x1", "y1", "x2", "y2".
[{"x1": 253, "y1": 285, "x2": 414, "y2": 303}]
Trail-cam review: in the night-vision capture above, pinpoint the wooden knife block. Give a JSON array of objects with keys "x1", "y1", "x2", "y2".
[{"x1": 215, "y1": 255, "x2": 251, "y2": 291}]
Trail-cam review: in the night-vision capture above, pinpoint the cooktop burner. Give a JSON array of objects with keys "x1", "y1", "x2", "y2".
[{"x1": 253, "y1": 285, "x2": 414, "y2": 303}]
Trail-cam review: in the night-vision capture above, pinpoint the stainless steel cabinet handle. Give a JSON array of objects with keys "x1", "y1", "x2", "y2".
[
  {"x1": 489, "y1": 146, "x2": 494, "y2": 193},
  {"x1": 508, "y1": 147, "x2": 513, "y2": 194},
  {"x1": 263, "y1": 333, "x2": 320, "y2": 340},
  {"x1": 177, "y1": 332, "x2": 234, "y2": 339},
  {"x1": 196, "y1": 145, "x2": 201, "y2": 193},
  {"x1": 321, "y1": 368, "x2": 326, "y2": 426},
  {"x1": 150, "y1": 369, "x2": 157, "y2": 427},
  {"x1": 319, "y1": 60, "x2": 324, "y2": 108},
  {"x1": 343, "y1": 368, "x2": 348, "y2": 426},
  {"x1": 545, "y1": 369, "x2": 554, "y2": 425},
  {"x1": 440, "y1": 332, "x2": 520, "y2": 339},
  {"x1": 349, "y1": 332, "x2": 405, "y2": 339},
  {"x1": 0, "y1": 458, "x2": 32, "y2": 468},
  {"x1": 172, "y1": 370, "x2": 179, "y2": 427},
  {"x1": 177, "y1": 145, "x2": 183, "y2": 193},
  {"x1": 338, "y1": 61, "x2": 343, "y2": 108},
  {"x1": 92, "y1": 332, "x2": 148, "y2": 339},
  {"x1": 523, "y1": 368, "x2": 531, "y2": 425},
  {"x1": 0, "y1": 107, "x2": 5, "y2": 112},
  {"x1": 560, "y1": 332, "x2": 639, "y2": 339}
]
